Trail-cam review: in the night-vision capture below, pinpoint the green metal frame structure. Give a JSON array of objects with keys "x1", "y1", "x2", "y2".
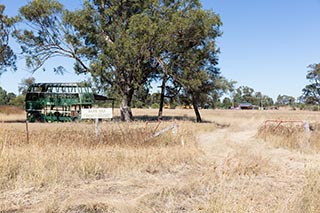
[{"x1": 25, "y1": 83, "x2": 113, "y2": 122}]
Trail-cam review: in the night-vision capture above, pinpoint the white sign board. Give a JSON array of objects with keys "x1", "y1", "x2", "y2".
[{"x1": 81, "y1": 108, "x2": 113, "y2": 119}]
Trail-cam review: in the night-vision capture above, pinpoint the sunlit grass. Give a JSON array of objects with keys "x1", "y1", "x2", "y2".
[{"x1": 1, "y1": 109, "x2": 320, "y2": 212}]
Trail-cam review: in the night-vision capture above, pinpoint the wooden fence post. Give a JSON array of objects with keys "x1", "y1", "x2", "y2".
[{"x1": 26, "y1": 120, "x2": 30, "y2": 144}]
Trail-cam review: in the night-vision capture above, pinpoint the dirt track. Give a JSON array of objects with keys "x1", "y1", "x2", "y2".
[
  {"x1": 198, "y1": 124, "x2": 308, "y2": 212},
  {"x1": 58, "y1": 123, "x2": 313, "y2": 212},
  {"x1": 2, "y1": 110, "x2": 320, "y2": 212}
]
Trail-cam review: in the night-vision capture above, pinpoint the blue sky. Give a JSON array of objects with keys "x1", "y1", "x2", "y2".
[
  {"x1": 0, "y1": 0, "x2": 87, "y2": 95},
  {"x1": 1, "y1": 0, "x2": 320, "y2": 101},
  {"x1": 207, "y1": 0, "x2": 320, "y2": 100}
]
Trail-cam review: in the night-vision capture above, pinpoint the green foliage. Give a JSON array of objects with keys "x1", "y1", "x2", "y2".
[
  {"x1": 0, "y1": 5, "x2": 16, "y2": 74},
  {"x1": 156, "y1": 2, "x2": 222, "y2": 121},
  {"x1": 208, "y1": 78, "x2": 235, "y2": 108},
  {"x1": 233, "y1": 86, "x2": 254, "y2": 106},
  {"x1": 276, "y1": 94, "x2": 295, "y2": 106},
  {"x1": 0, "y1": 87, "x2": 8, "y2": 104},
  {"x1": 9, "y1": 95, "x2": 25, "y2": 107},
  {"x1": 298, "y1": 104, "x2": 320, "y2": 111},
  {"x1": 151, "y1": 103, "x2": 160, "y2": 109},
  {"x1": 65, "y1": 0, "x2": 223, "y2": 121},
  {"x1": 63, "y1": 0, "x2": 168, "y2": 120},
  {"x1": 13, "y1": 0, "x2": 81, "y2": 72},
  {"x1": 222, "y1": 97, "x2": 232, "y2": 109},
  {"x1": 232, "y1": 86, "x2": 274, "y2": 108},
  {"x1": 0, "y1": 86, "x2": 16, "y2": 105},
  {"x1": 131, "y1": 86, "x2": 151, "y2": 108},
  {"x1": 13, "y1": 0, "x2": 223, "y2": 122},
  {"x1": 300, "y1": 64, "x2": 320, "y2": 105}
]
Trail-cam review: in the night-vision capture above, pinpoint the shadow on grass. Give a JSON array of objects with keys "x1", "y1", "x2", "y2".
[
  {"x1": 1, "y1": 119, "x2": 27, "y2": 123},
  {"x1": 1, "y1": 116, "x2": 230, "y2": 129},
  {"x1": 112, "y1": 115, "x2": 230, "y2": 128},
  {"x1": 112, "y1": 115, "x2": 202, "y2": 122},
  {"x1": 135, "y1": 115, "x2": 198, "y2": 122}
]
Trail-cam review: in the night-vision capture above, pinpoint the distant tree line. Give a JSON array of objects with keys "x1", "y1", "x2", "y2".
[
  {"x1": 0, "y1": 77, "x2": 35, "y2": 107},
  {"x1": 130, "y1": 85, "x2": 282, "y2": 110},
  {"x1": 1, "y1": 0, "x2": 320, "y2": 121},
  {"x1": 228, "y1": 86, "x2": 274, "y2": 109},
  {"x1": 2, "y1": 76, "x2": 320, "y2": 113},
  {"x1": 0, "y1": 86, "x2": 16, "y2": 105}
]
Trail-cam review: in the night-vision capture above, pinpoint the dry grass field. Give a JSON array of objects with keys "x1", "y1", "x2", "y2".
[{"x1": 1, "y1": 108, "x2": 320, "y2": 212}]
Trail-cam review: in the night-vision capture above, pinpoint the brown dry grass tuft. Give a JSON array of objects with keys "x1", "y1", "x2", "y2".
[
  {"x1": 2, "y1": 109, "x2": 320, "y2": 212},
  {"x1": 220, "y1": 149, "x2": 272, "y2": 177},
  {"x1": 257, "y1": 122, "x2": 320, "y2": 153},
  {"x1": 0, "y1": 105, "x2": 24, "y2": 115},
  {"x1": 299, "y1": 169, "x2": 320, "y2": 212},
  {"x1": 0, "y1": 121, "x2": 201, "y2": 191},
  {"x1": 289, "y1": 168, "x2": 320, "y2": 212},
  {"x1": 0, "y1": 106, "x2": 25, "y2": 122},
  {"x1": 0, "y1": 113, "x2": 220, "y2": 212},
  {"x1": 257, "y1": 123, "x2": 307, "y2": 150}
]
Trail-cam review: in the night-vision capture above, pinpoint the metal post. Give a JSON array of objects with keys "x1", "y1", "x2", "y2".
[
  {"x1": 95, "y1": 118, "x2": 99, "y2": 141},
  {"x1": 304, "y1": 122, "x2": 310, "y2": 132},
  {"x1": 112, "y1": 101, "x2": 114, "y2": 121}
]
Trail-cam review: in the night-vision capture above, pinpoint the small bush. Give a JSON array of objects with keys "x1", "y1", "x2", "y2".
[{"x1": 151, "y1": 103, "x2": 159, "y2": 109}]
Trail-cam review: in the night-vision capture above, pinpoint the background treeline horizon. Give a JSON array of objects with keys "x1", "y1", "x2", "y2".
[
  {"x1": 0, "y1": 76, "x2": 318, "y2": 112},
  {"x1": 1, "y1": 1, "x2": 320, "y2": 122}
]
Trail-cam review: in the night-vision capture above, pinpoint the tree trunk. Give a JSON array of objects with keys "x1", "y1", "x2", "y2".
[
  {"x1": 120, "y1": 90, "x2": 134, "y2": 122},
  {"x1": 192, "y1": 97, "x2": 202, "y2": 123},
  {"x1": 158, "y1": 75, "x2": 167, "y2": 120}
]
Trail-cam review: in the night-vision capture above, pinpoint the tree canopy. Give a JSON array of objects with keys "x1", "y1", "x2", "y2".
[
  {"x1": 13, "y1": 0, "x2": 81, "y2": 74},
  {"x1": 154, "y1": 3, "x2": 222, "y2": 122},
  {"x1": 13, "y1": 0, "x2": 223, "y2": 122},
  {"x1": 0, "y1": 5, "x2": 16, "y2": 74},
  {"x1": 300, "y1": 63, "x2": 320, "y2": 105}
]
